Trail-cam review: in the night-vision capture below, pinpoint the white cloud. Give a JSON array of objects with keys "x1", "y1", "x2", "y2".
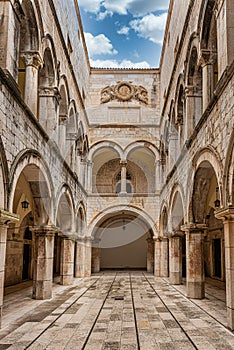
[
  {"x1": 117, "y1": 26, "x2": 130, "y2": 35},
  {"x1": 130, "y1": 13, "x2": 167, "y2": 45},
  {"x1": 79, "y1": 0, "x2": 169, "y2": 17},
  {"x1": 90, "y1": 58, "x2": 150, "y2": 68},
  {"x1": 78, "y1": 0, "x2": 101, "y2": 13},
  {"x1": 84, "y1": 32, "x2": 118, "y2": 56}
]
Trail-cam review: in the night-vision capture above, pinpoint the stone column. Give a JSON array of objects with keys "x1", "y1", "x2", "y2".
[
  {"x1": 0, "y1": 210, "x2": 19, "y2": 328},
  {"x1": 58, "y1": 114, "x2": 68, "y2": 157},
  {"x1": 83, "y1": 237, "x2": 92, "y2": 277},
  {"x1": 91, "y1": 239, "x2": 101, "y2": 274},
  {"x1": 60, "y1": 234, "x2": 75, "y2": 285},
  {"x1": 79, "y1": 159, "x2": 86, "y2": 188},
  {"x1": 168, "y1": 131, "x2": 178, "y2": 169},
  {"x1": 155, "y1": 160, "x2": 161, "y2": 192},
  {"x1": 185, "y1": 85, "x2": 202, "y2": 139},
  {"x1": 32, "y1": 226, "x2": 55, "y2": 300},
  {"x1": 120, "y1": 161, "x2": 127, "y2": 193},
  {"x1": 215, "y1": 207, "x2": 234, "y2": 329},
  {"x1": 38, "y1": 87, "x2": 61, "y2": 136},
  {"x1": 160, "y1": 237, "x2": 169, "y2": 277},
  {"x1": 86, "y1": 160, "x2": 93, "y2": 194},
  {"x1": 154, "y1": 237, "x2": 161, "y2": 276},
  {"x1": 198, "y1": 49, "x2": 215, "y2": 111},
  {"x1": 147, "y1": 237, "x2": 154, "y2": 273},
  {"x1": 21, "y1": 51, "x2": 42, "y2": 116},
  {"x1": 74, "y1": 238, "x2": 84, "y2": 277},
  {"x1": 169, "y1": 231, "x2": 183, "y2": 285},
  {"x1": 181, "y1": 223, "x2": 206, "y2": 299}
]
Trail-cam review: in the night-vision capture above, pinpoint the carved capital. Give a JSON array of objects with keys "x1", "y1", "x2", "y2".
[
  {"x1": 21, "y1": 51, "x2": 43, "y2": 69},
  {"x1": 198, "y1": 49, "x2": 217, "y2": 67},
  {"x1": 181, "y1": 223, "x2": 207, "y2": 233},
  {"x1": 59, "y1": 114, "x2": 68, "y2": 124},
  {"x1": 39, "y1": 86, "x2": 61, "y2": 102},
  {"x1": 215, "y1": 206, "x2": 234, "y2": 221}
]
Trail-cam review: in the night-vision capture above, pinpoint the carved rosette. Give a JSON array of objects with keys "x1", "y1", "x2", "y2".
[{"x1": 100, "y1": 81, "x2": 148, "y2": 104}]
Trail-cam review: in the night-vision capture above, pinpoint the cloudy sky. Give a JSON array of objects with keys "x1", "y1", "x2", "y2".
[{"x1": 79, "y1": 0, "x2": 170, "y2": 68}]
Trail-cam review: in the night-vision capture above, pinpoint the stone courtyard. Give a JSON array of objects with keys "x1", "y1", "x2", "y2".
[
  {"x1": 0, "y1": 0, "x2": 234, "y2": 348},
  {"x1": 0, "y1": 271, "x2": 233, "y2": 350}
]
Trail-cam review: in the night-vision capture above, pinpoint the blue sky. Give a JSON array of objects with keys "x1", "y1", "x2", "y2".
[{"x1": 79, "y1": 0, "x2": 170, "y2": 68}]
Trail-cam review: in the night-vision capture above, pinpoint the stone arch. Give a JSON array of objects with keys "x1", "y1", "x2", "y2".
[
  {"x1": 76, "y1": 202, "x2": 86, "y2": 236},
  {"x1": 168, "y1": 184, "x2": 185, "y2": 232},
  {"x1": 222, "y1": 129, "x2": 234, "y2": 206},
  {"x1": 159, "y1": 203, "x2": 169, "y2": 236},
  {"x1": 187, "y1": 147, "x2": 224, "y2": 220},
  {"x1": 89, "y1": 205, "x2": 157, "y2": 272},
  {"x1": 55, "y1": 184, "x2": 75, "y2": 233},
  {"x1": 8, "y1": 149, "x2": 54, "y2": 224},
  {"x1": 0, "y1": 137, "x2": 9, "y2": 209},
  {"x1": 124, "y1": 142, "x2": 157, "y2": 194},
  {"x1": 20, "y1": 0, "x2": 40, "y2": 52},
  {"x1": 89, "y1": 141, "x2": 123, "y2": 162},
  {"x1": 88, "y1": 205, "x2": 158, "y2": 238},
  {"x1": 123, "y1": 140, "x2": 159, "y2": 160}
]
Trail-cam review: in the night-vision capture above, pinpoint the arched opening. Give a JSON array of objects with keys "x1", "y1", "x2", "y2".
[
  {"x1": 5, "y1": 163, "x2": 51, "y2": 287},
  {"x1": 91, "y1": 211, "x2": 155, "y2": 272},
  {"x1": 38, "y1": 47, "x2": 57, "y2": 134},
  {"x1": 127, "y1": 147, "x2": 156, "y2": 194},
  {"x1": 92, "y1": 148, "x2": 121, "y2": 194},
  {"x1": 170, "y1": 191, "x2": 186, "y2": 280},
  {"x1": 18, "y1": 0, "x2": 40, "y2": 115},
  {"x1": 200, "y1": 0, "x2": 218, "y2": 107},
  {"x1": 186, "y1": 46, "x2": 203, "y2": 132},
  {"x1": 192, "y1": 161, "x2": 224, "y2": 282}
]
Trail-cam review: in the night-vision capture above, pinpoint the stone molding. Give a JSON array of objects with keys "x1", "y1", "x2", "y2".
[
  {"x1": 38, "y1": 86, "x2": 61, "y2": 103},
  {"x1": 181, "y1": 223, "x2": 207, "y2": 233},
  {"x1": 100, "y1": 81, "x2": 148, "y2": 104},
  {"x1": 0, "y1": 210, "x2": 19, "y2": 226},
  {"x1": 215, "y1": 206, "x2": 234, "y2": 221}
]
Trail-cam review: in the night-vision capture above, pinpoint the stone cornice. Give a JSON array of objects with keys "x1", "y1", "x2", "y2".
[{"x1": 0, "y1": 210, "x2": 19, "y2": 225}]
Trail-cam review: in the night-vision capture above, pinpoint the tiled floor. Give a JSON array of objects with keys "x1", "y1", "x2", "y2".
[{"x1": 0, "y1": 272, "x2": 233, "y2": 349}]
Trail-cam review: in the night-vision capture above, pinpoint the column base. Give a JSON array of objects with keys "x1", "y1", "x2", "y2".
[
  {"x1": 60, "y1": 275, "x2": 74, "y2": 285},
  {"x1": 187, "y1": 281, "x2": 205, "y2": 299},
  {"x1": 170, "y1": 272, "x2": 182, "y2": 285},
  {"x1": 33, "y1": 280, "x2": 52, "y2": 300},
  {"x1": 227, "y1": 307, "x2": 234, "y2": 330}
]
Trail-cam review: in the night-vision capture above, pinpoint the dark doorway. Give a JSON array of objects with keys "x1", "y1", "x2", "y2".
[
  {"x1": 213, "y1": 238, "x2": 222, "y2": 278},
  {"x1": 22, "y1": 244, "x2": 30, "y2": 280}
]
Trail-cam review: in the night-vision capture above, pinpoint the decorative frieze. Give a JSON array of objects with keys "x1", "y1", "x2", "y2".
[{"x1": 100, "y1": 81, "x2": 148, "y2": 104}]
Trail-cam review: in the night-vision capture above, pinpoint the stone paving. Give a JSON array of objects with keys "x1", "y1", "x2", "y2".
[{"x1": 0, "y1": 272, "x2": 233, "y2": 349}]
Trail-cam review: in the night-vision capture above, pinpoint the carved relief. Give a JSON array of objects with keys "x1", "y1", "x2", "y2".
[{"x1": 100, "y1": 81, "x2": 148, "y2": 104}]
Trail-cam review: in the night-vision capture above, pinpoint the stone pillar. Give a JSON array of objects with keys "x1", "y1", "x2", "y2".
[
  {"x1": 58, "y1": 114, "x2": 68, "y2": 157},
  {"x1": 0, "y1": 210, "x2": 19, "y2": 328},
  {"x1": 32, "y1": 226, "x2": 55, "y2": 300},
  {"x1": 79, "y1": 159, "x2": 86, "y2": 188},
  {"x1": 168, "y1": 131, "x2": 178, "y2": 169},
  {"x1": 184, "y1": 85, "x2": 202, "y2": 139},
  {"x1": 169, "y1": 231, "x2": 183, "y2": 285},
  {"x1": 198, "y1": 50, "x2": 214, "y2": 111},
  {"x1": 155, "y1": 160, "x2": 161, "y2": 192},
  {"x1": 215, "y1": 207, "x2": 234, "y2": 329},
  {"x1": 91, "y1": 246, "x2": 101, "y2": 273},
  {"x1": 154, "y1": 237, "x2": 161, "y2": 276},
  {"x1": 160, "y1": 237, "x2": 169, "y2": 277},
  {"x1": 120, "y1": 161, "x2": 127, "y2": 193},
  {"x1": 147, "y1": 237, "x2": 154, "y2": 273},
  {"x1": 38, "y1": 87, "x2": 61, "y2": 136},
  {"x1": 74, "y1": 238, "x2": 84, "y2": 277},
  {"x1": 181, "y1": 223, "x2": 206, "y2": 299},
  {"x1": 21, "y1": 51, "x2": 42, "y2": 116},
  {"x1": 83, "y1": 237, "x2": 92, "y2": 277},
  {"x1": 86, "y1": 160, "x2": 93, "y2": 194},
  {"x1": 60, "y1": 235, "x2": 75, "y2": 285}
]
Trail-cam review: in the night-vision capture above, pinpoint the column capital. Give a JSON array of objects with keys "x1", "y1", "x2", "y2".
[
  {"x1": 59, "y1": 114, "x2": 68, "y2": 125},
  {"x1": 0, "y1": 209, "x2": 19, "y2": 226},
  {"x1": 168, "y1": 230, "x2": 184, "y2": 238},
  {"x1": 215, "y1": 206, "x2": 234, "y2": 221},
  {"x1": 198, "y1": 49, "x2": 217, "y2": 67},
  {"x1": 184, "y1": 85, "x2": 194, "y2": 97},
  {"x1": 30, "y1": 225, "x2": 57, "y2": 237},
  {"x1": 181, "y1": 223, "x2": 207, "y2": 233},
  {"x1": 21, "y1": 51, "x2": 43, "y2": 69},
  {"x1": 38, "y1": 86, "x2": 61, "y2": 102},
  {"x1": 120, "y1": 160, "x2": 127, "y2": 166}
]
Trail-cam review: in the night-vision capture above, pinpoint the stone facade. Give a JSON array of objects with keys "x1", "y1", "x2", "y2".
[{"x1": 0, "y1": 0, "x2": 233, "y2": 330}]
